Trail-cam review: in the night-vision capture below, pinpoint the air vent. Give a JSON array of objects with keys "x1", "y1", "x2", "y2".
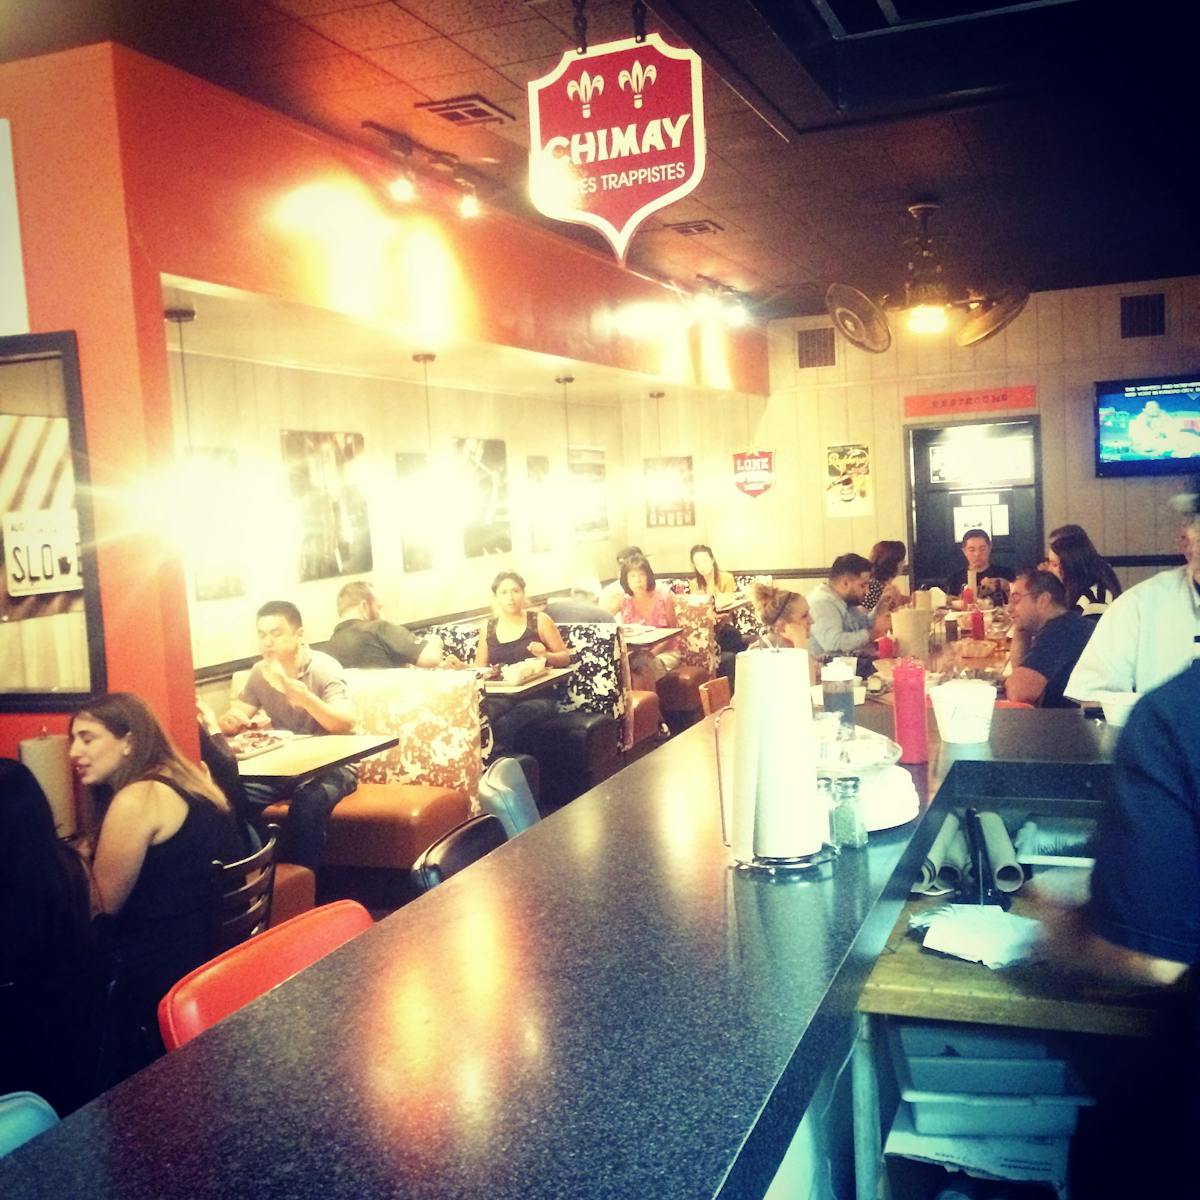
[
  {"x1": 1120, "y1": 292, "x2": 1166, "y2": 338},
  {"x1": 797, "y1": 326, "x2": 837, "y2": 369},
  {"x1": 663, "y1": 218, "x2": 724, "y2": 236},
  {"x1": 415, "y1": 94, "x2": 515, "y2": 127}
]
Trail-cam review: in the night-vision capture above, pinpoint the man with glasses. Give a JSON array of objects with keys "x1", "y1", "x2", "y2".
[{"x1": 1005, "y1": 569, "x2": 1094, "y2": 707}]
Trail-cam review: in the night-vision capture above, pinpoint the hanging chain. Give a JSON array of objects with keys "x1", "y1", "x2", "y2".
[
  {"x1": 572, "y1": 0, "x2": 588, "y2": 54},
  {"x1": 631, "y1": 0, "x2": 647, "y2": 43}
]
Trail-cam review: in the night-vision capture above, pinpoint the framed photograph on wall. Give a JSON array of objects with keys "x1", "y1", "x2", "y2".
[
  {"x1": 568, "y1": 445, "x2": 608, "y2": 541},
  {"x1": 644, "y1": 456, "x2": 695, "y2": 528},
  {"x1": 526, "y1": 454, "x2": 553, "y2": 553},
  {"x1": 281, "y1": 430, "x2": 373, "y2": 582},
  {"x1": 396, "y1": 451, "x2": 435, "y2": 573},
  {"x1": 453, "y1": 437, "x2": 511, "y2": 558}
]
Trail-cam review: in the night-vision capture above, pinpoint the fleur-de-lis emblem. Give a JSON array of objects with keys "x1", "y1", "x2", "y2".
[
  {"x1": 567, "y1": 71, "x2": 604, "y2": 118},
  {"x1": 618, "y1": 61, "x2": 657, "y2": 109}
]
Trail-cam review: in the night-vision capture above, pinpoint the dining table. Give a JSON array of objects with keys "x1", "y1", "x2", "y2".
[
  {"x1": 621, "y1": 624, "x2": 683, "y2": 649},
  {"x1": 236, "y1": 732, "x2": 399, "y2": 783},
  {"x1": 478, "y1": 664, "x2": 574, "y2": 697}
]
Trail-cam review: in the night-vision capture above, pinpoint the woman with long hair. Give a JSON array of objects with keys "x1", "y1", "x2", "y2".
[
  {"x1": 863, "y1": 540, "x2": 908, "y2": 613},
  {"x1": 689, "y1": 543, "x2": 747, "y2": 656},
  {"x1": 1047, "y1": 525, "x2": 1122, "y2": 615},
  {"x1": 0, "y1": 759, "x2": 104, "y2": 1114},
  {"x1": 70, "y1": 693, "x2": 242, "y2": 1071}
]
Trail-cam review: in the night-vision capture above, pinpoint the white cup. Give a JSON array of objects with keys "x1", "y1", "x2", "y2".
[{"x1": 929, "y1": 679, "x2": 996, "y2": 743}]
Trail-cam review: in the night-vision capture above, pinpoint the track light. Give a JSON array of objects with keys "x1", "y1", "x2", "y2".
[
  {"x1": 387, "y1": 172, "x2": 416, "y2": 203},
  {"x1": 458, "y1": 186, "x2": 480, "y2": 219}
]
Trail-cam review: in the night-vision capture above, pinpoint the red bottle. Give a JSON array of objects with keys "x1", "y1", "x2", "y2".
[
  {"x1": 877, "y1": 633, "x2": 895, "y2": 657},
  {"x1": 892, "y1": 657, "x2": 929, "y2": 764},
  {"x1": 960, "y1": 585, "x2": 975, "y2": 608},
  {"x1": 970, "y1": 608, "x2": 986, "y2": 640}
]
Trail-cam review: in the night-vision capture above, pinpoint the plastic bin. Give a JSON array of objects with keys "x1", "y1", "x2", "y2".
[{"x1": 896, "y1": 1019, "x2": 1047, "y2": 1060}]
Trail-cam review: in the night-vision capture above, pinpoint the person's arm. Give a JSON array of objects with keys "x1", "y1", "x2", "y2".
[
  {"x1": 278, "y1": 674, "x2": 353, "y2": 733},
  {"x1": 530, "y1": 612, "x2": 572, "y2": 667},
  {"x1": 90, "y1": 781, "x2": 162, "y2": 914},
  {"x1": 1004, "y1": 624, "x2": 1048, "y2": 703},
  {"x1": 1064, "y1": 595, "x2": 1135, "y2": 701},
  {"x1": 218, "y1": 698, "x2": 257, "y2": 735},
  {"x1": 415, "y1": 633, "x2": 445, "y2": 669},
  {"x1": 378, "y1": 620, "x2": 441, "y2": 669}
]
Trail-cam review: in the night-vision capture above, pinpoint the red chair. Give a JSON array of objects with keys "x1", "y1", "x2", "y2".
[{"x1": 158, "y1": 900, "x2": 373, "y2": 1051}]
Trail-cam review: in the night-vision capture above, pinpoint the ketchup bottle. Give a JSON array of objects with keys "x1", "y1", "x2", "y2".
[
  {"x1": 970, "y1": 608, "x2": 986, "y2": 640},
  {"x1": 877, "y1": 632, "x2": 895, "y2": 658},
  {"x1": 960, "y1": 585, "x2": 975, "y2": 608},
  {"x1": 892, "y1": 657, "x2": 929, "y2": 764}
]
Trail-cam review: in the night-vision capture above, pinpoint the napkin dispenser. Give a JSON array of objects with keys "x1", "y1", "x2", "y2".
[{"x1": 714, "y1": 648, "x2": 829, "y2": 871}]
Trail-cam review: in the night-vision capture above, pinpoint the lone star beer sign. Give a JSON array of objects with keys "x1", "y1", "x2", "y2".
[{"x1": 528, "y1": 33, "x2": 705, "y2": 262}]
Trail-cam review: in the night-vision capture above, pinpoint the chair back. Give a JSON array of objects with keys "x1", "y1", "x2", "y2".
[
  {"x1": 208, "y1": 824, "x2": 278, "y2": 954},
  {"x1": 0, "y1": 1092, "x2": 58, "y2": 1157},
  {"x1": 411, "y1": 814, "x2": 507, "y2": 893},
  {"x1": 556, "y1": 622, "x2": 633, "y2": 748},
  {"x1": 158, "y1": 900, "x2": 372, "y2": 1051},
  {"x1": 699, "y1": 676, "x2": 732, "y2": 716},
  {"x1": 477, "y1": 757, "x2": 540, "y2": 837}
]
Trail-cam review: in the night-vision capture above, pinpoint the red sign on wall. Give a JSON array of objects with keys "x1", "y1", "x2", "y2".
[
  {"x1": 904, "y1": 385, "x2": 1037, "y2": 419},
  {"x1": 528, "y1": 33, "x2": 705, "y2": 262},
  {"x1": 733, "y1": 450, "x2": 775, "y2": 497}
]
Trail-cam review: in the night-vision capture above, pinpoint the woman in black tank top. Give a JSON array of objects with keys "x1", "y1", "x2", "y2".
[{"x1": 70, "y1": 693, "x2": 241, "y2": 1078}]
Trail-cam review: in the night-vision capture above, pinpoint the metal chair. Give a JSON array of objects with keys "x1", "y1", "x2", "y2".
[
  {"x1": 158, "y1": 900, "x2": 373, "y2": 1051},
  {"x1": 410, "y1": 814, "x2": 507, "y2": 893},
  {"x1": 0, "y1": 1092, "x2": 58, "y2": 1157},
  {"x1": 208, "y1": 824, "x2": 279, "y2": 955},
  {"x1": 698, "y1": 676, "x2": 732, "y2": 716}
]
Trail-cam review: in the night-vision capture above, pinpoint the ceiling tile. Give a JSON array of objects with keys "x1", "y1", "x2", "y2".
[
  {"x1": 301, "y1": 4, "x2": 436, "y2": 50},
  {"x1": 214, "y1": 18, "x2": 345, "y2": 66},
  {"x1": 362, "y1": 36, "x2": 487, "y2": 80},
  {"x1": 537, "y1": 1, "x2": 647, "y2": 46},
  {"x1": 254, "y1": 52, "x2": 397, "y2": 93},
  {"x1": 496, "y1": 53, "x2": 561, "y2": 88},
  {"x1": 266, "y1": 0, "x2": 376, "y2": 17},
  {"x1": 392, "y1": 0, "x2": 538, "y2": 35},
  {"x1": 415, "y1": 65, "x2": 525, "y2": 103},
  {"x1": 334, "y1": 78, "x2": 436, "y2": 120},
  {"x1": 453, "y1": 18, "x2": 570, "y2": 66}
]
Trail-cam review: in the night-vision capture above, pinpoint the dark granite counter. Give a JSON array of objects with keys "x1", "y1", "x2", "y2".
[{"x1": 0, "y1": 709, "x2": 1115, "y2": 1199}]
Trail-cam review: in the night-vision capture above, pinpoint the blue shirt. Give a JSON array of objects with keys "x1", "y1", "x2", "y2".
[
  {"x1": 806, "y1": 580, "x2": 872, "y2": 656},
  {"x1": 1021, "y1": 610, "x2": 1094, "y2": 707}
]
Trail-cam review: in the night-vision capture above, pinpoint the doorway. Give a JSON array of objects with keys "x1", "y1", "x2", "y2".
[{"x1": 907, "y1": 419, "x2": 1044, "y2": 589}]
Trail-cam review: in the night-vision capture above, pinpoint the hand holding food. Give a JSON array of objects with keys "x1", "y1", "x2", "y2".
[{"x1": 527, "y1": 641, "x2": 548, "y2": 659}]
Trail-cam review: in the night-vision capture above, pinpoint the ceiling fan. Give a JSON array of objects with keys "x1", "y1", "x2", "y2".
[{"x1": 825, "y1": 202, "x2": 1030, "y2": 353}]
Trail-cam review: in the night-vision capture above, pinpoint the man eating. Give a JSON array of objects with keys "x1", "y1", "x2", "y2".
[
  {"x1": 944, "y1": 528, "x2": 1015, "y2": 601},
  {"x1": 806, "y1": 553, "x2": 892, "y2": 659},
  {"x1": 1005, "y1": 569, "x2": 1094, "y2": 707},
  {"x1": 219, "y1": 600, "x2": 356, "y2": 869}
]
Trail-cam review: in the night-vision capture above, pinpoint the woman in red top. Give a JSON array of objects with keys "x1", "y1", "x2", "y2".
[{"x1": 618, "y1": 554, "x2": 682, "y2": 689}]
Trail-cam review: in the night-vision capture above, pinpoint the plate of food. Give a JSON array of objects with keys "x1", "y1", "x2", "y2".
[{"x1": 227, "y1": 728, "x2": 293, "y2": 760}]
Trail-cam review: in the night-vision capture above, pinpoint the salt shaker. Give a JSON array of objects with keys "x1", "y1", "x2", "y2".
[{"x1": 831, "y1": 776, "x2": 868, "y2": 849}]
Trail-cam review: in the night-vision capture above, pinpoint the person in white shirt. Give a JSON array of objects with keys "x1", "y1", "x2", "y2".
[{"x1": 1065, "y1": 493, "x2": 1200, "y2": 701}]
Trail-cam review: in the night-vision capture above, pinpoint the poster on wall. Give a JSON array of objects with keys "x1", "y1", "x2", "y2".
[
  {"x1": 568, "y1": 445, "x2": 609, "y2": 542},
  {"x1": 733, "y1": 449, "x2": 775, "y2": 497},
  {"x1": 824, "y1": 442, "x2": 873, "y2": 517},
  {"x1": 526, "y1": 455, "x2": 553, "y2": 553},
  {"x1": 644, "y1": 456, "x2": 695, "y2": 528},
  {"x1": 190, "y1": 448, "x2": 245, "y2": 601},
  {"x1": 281, "y1": 430, "x2": 373, "y2": 582},
  {"x1": 0, "y1": 414, "x2": 84, "y2": 622},
  {"x1": 453, "y1": 437, "x2": 511, "y2": 558},
  {"x1": 395, "y1": 451, "x2": 434, "y2": 573}
]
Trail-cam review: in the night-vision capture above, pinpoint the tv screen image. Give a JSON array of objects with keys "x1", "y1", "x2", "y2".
[{"x1": 1094, "y1": 372, "x2": 1200, "y2": 478}]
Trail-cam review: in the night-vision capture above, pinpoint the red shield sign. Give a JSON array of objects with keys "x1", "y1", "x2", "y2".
[
  {"x1": 528, "y1": 33, "x2": 705, "y2": 262},
  {"x1": 733, "y1": 450, "x2": 775, "y2": 497}
]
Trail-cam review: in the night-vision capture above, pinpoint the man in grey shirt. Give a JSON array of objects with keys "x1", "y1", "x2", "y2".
[
  {"x1": 219, "y1": 600, "x2": 357, "y2": 868},
  {"x1": 327, "y1": 580, "x2": 445, "y2": 669},
  {"x1": 806, "y1": 554, "x2": 892, "y2": 659}
]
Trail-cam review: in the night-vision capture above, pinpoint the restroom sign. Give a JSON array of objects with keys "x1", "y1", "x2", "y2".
[
  {"x1": 2, "y1": 510, "x2": 83, "y2": 596},
  {"x1": 528, "y1": 32, "x2": 705, "y2": 262}
]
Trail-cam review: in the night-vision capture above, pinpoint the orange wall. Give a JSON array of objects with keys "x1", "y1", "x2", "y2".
[{"x1": 0, "y1": 42, "x2": 766, "y2": 755}]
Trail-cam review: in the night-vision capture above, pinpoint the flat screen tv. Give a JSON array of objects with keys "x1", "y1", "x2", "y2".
[{"x1": 1094, "y1": 371, "x2": 1200, "y2": 478}]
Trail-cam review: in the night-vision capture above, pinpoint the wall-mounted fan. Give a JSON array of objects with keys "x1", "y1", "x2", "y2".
[{"x1": 825, "y1": 202, "x2": 1029, "y2": 353}]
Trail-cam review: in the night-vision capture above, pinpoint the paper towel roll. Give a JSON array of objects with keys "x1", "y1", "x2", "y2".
[
  {"x1": 913, "y1": 590, "x2": 932, "y2": 611},
  {"x1": 977, "y1": 810, "x2": 1024, "y2": 893},
  {"x1": 729, "y1": 648, "x2": 826, "y2": 863},
  {"x1": 892, "y1": 608, "x2": 933, "y2": 660},
  {"x1": 19, "y1": 732, "x2": 76, "y2": 837},
  {"x1": 914, "y1": 811, "x2": 960, "y2": 893}
]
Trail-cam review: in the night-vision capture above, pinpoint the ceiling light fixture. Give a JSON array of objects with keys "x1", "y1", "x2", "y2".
[
  {"x1": 826, "y1": 201, "x2": 1029, "y2": 352},
  {"x1": 458, "y1": 184, "x2": 481, "y2": 219}
]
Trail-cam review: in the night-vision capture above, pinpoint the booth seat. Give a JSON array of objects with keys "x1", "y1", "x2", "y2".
[
  {"x1": 654, "y1": 594, "x2": 718, "y2": 731},
  {"x1": 264, "y1": 668, "x2": 481, "y2": 871}
]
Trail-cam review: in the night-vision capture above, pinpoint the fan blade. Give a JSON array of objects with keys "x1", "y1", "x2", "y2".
[
  {"x1": 956, "y1": 286, "x2": 1030, "y2": 348},
  {"x1": 825, "y1": 284, "x2": 892, "y2": 354}
]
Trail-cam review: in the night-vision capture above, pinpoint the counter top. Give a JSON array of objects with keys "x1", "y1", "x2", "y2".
[{"x1": 0, "y1": 709, "x2": 1114, "y2": 1199}]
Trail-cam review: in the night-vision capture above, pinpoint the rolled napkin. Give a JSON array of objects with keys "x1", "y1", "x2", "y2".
[
  {"x1": 936, "y1": 823, "x2": 971, "y2": 890},
  {"x1": 976, "y1": 810, "x2": 1025, "y2": 893},
  {"x1": 20, "y1": 731, "x2": 76, "y2": 837},
  {"x1": 912, "y1": 810, "x2": 962, "y2": 894}
]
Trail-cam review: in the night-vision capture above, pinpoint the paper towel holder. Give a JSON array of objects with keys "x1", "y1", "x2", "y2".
[{"x1": 713, "y1": 703, "x2": 837, "y2": 876}]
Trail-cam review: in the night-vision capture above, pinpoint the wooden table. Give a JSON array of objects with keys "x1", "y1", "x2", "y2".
[
  {"x1": 481, "y1": 664, "x2": 574, "y2": 697},
  {"x1": 622, "y1": 625, "x2": 682, "y2": 649},
  {"x1": 236, "y1": 733, "x2": 398, "y2": 782}
]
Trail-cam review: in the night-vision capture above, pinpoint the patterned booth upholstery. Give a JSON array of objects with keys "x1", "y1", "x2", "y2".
[
  {"x1": 264, "y1": 668, "x2": 479, "y2": 871},
  {"x1": 655, "y1": 594, "x2": 717, "y2": 728},
  {"x1": 425, "y1": 621, "x2": 482, "y2": 664}
]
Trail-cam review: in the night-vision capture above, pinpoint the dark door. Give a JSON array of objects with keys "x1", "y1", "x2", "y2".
[{"x1": 907, "y1": 419, "x2": 1044, "y2": 590}]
